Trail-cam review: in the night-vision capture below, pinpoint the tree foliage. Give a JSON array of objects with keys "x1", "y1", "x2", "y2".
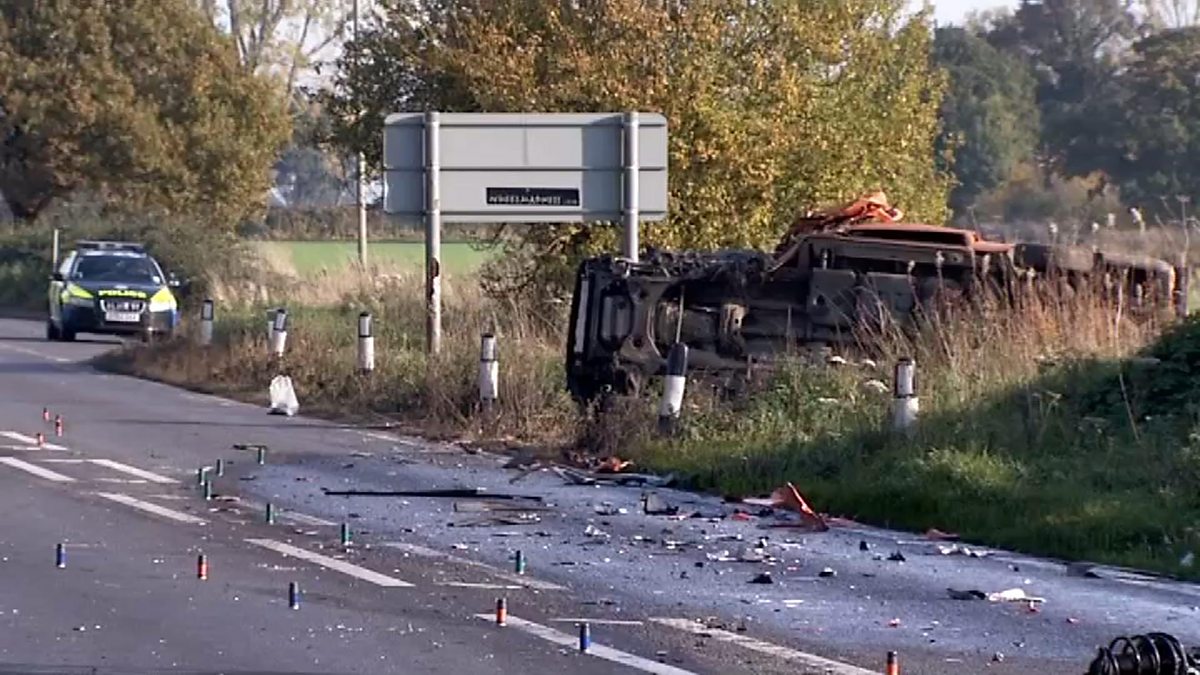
[
  {"x1": 933, "y1": 26, "x2": 1040, "y2": 217},
  {"x1": 0, "y1": 0, "x2": 291, "y2": 224},
  {"x1": 1102, "y1": 27, "x2": 1200, "y2": 208},
  {"x1": 325, "y1": 0, "x2": 951, "y2": 262},
  {"x1": 195, "y1": 0, "x2": 355, "y2": 97},
  {"x1": 984, "y1": 0, "x2": 1137, "y2": 177}
]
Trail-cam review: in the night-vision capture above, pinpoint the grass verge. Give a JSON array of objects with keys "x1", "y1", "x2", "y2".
[{"x1": 97, "y1": 263, "x2": 1200, "y2": 580}]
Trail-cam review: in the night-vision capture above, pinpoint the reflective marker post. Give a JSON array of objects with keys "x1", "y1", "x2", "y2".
[
  {"x1": 357, "y1": 312, "x2": 375, "y2": 374},
  {"x1": 200, "y1": 299, "x2": 214, "y2": 347},
  {"x1": 478, "y1": 333, "x2": 498, "y2": 416},
  {"x1": 270, "y1": 309, "x2": 288, "y2": 358},
  {"x1": 891, "y1": 358, "x2": 919, "y2": 434}
]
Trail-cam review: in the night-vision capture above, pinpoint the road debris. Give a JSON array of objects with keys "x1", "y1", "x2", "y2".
[
  {"x1": 642, "y1": 492, "x2": 678, "y2": 516},
  {"x1": 1066, "y1": 561, "x2": 1101, "y2": 578},
  {"x1": 818, "y1": 567, "x2": 837, "y2": 578},
  {"x1": 268, "y1": 375, "x2": 299, "y2": 416},
  {"x1": 888, "y1": 551, "x2": 907, "y2": 562},
  {"x1": 748, "y1": 572, "x2": 774, "y2": 584},
  {"x1": 947, "y1": 588, "x2": 987, "y2": 601},
  {"x1": 552, "y1": 466, "x2": 676, "y2": 487},
  {"x1": 987, "y1": 588, "x2": 1045, "y2": 604},
  {"x1": 583, "y1": 524, "x2": 609, "y2": 539},
  {"x1": 925, "y1": 528, "x2": 960, "y2": 541},
  {"x1": 322, "y1": 488, "x2": 543, "y2": 501},
  {"x1": 768, "y1": 482, "x2": 829, "y2": 531}
]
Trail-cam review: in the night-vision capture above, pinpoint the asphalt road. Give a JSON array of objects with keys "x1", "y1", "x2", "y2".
[{"x1": 0, "y1": 316, "x2": 1197, "y2": 675}]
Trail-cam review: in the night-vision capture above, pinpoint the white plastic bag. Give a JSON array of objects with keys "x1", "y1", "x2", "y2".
[{"x1": 269, "y1": 375, "x2": 299, "y2": 416}]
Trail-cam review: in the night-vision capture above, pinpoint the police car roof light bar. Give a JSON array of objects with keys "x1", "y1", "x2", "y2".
[{"x1": 75, "y1": 240, "x2": 146, "y2": 253}]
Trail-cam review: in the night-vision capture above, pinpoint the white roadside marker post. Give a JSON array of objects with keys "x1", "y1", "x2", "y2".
[
  {"x1": 357, "y1": 312, "x2": 375, "y2": 374},
  {"x1": 657, "y1": 342, "x2": 689, "y2": 435},
  {"x1": 270, "y1": 308, "x2": 288, "y2": 358},
  {"x1": 891, "y1": 358, "x2": 919, "y2": 434},
  {"x1": 479, "y1": 333, "x2": 499, "y2": 416},
  {"x1": 199, "y1": 299, "x2": 214, "y2": 347}
]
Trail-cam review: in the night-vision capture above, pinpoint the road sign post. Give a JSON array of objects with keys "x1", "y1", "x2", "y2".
[{"x1": 383, "y1": 112, "x2": 668, "y2": 354}]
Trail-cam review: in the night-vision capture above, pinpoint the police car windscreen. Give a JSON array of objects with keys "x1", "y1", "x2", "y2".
[{"x1": 73, "y1": 254, "x2": 160, "y2": 283}]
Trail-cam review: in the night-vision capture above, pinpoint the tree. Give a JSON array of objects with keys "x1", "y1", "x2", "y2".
[
  {"x1": 196, "y1": 0, "x2": 355, "y2": 98},
  {"x1": 1141, "y1": 0, "x2": 1200, "y2": 28},
  {"x1": 324, "y1": 0, "x2": 950, "y2": 263},
  {"x1": 0, "y1": 0, "x2": 291, "y2": 223},
  {"x1": 1103, "y1": 27, "x2": 1200, "y2": 211},
  {"x1": 985, "y1": 0, "x2": 1138, "y2": 176},
  {"x1": 934, "y1": 27, "x2": 1040, "y2": 218}
]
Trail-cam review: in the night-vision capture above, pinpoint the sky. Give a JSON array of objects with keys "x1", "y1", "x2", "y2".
[{"x1": 924, "y1": 0, "x2": 1019, "y2": 25}]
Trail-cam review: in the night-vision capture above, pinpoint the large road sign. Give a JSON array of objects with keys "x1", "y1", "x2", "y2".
[{"x1": 382, "y1": 112, "x2": 669, "y2": 353}]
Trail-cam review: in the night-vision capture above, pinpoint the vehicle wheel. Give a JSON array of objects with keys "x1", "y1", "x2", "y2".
[
  {"x1": 60, "y1": 327, "x2": 77, "y2": 342},
  {"x1": 45, "y1": 320, "x2": 60, "y2": 341}
]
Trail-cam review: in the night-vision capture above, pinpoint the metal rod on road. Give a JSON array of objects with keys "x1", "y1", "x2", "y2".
[{"x1": 426, "y1": 111, "x2": 442, "y2": 354}]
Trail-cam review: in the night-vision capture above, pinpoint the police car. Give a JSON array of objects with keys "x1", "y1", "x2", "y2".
[{"x1": 47, "y1": 241, "x2": 181, "y2": 341}]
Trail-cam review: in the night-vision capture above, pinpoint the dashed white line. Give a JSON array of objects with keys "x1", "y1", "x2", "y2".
[
  {"x1": 360, "y1": 431, "x2": 395, "y2": 442},
  {"x1": 95, "y1": 478, "x2": 149, "y2": 484},
  {"x1": 0, "y1": 431, "x2": 67, "y2": 450},
  {"x1": 648, "y1": 618, "x2": 875, "y2": 675},
  {"x1": 0, "y1": 456, "x2": 76, "y2": 482},
  {"x1": 87, "y1": 459, "x2": 177, "y2": 484},
  {"x1": 95, "y1": 492, "x2": 208, "y2": 524},
  {"x1": 473, "y1": 614, "x2": 697, "y2": 675},
  {"x1": 246, "y1": 539, "x2": 414, "y2": 587},
  {"x1": 385, "y1": 541, "x2": 566, "y2": 591},
  {"x1": 239, "y1": 500, "x2": 337, "y2": 527},
  {"x1": 0, "y1": 342, "x2": 70, "y2": 363},
  {"x1": 438, "y1": 581, "x2": 523, "y2": 590},
  {"x1": 550, "y1": 618, "x2": 645, "y2": 626},
  {"x1": 280, "y1": 511, "x2": 337, "y2": 527}
]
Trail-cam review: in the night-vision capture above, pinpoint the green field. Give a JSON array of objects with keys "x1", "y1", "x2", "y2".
[{"x1": 260, "y1": 240, "x2": 494, "y2": 275}]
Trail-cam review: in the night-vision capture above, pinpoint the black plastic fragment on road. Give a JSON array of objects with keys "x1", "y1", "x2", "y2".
[{"x1": 322, "y1": 488, "x2": 544, "y2": 501}]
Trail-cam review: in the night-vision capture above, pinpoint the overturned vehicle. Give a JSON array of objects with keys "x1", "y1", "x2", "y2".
[{"x1": 565, "y1": 193, "x2": 1189, "y2": 401}]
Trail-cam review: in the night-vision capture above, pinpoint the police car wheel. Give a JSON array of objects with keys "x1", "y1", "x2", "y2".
[{"x1": 60, "y1": 327, "x2": 76, "y2": 342}]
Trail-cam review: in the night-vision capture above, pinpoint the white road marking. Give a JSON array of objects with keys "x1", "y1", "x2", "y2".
[
  {"x1": 239, "y1": 499, "x2": 337, "y2": 526},
  {"x1": 0, "y1": 431, "x2": 67, "y2": 450},
  {"x1": 361, "y1": 431, "x2": 395, "y2": 442},
  {"x1": 473, "y1": 614, "x2": 697, "y2": 675},
  {"x1": 438, "y1": 581, "x2": 523, "y2": 590},
  {"x1": 280, "y1": 511, "x2": 337, "y2": 527},
  {"x1": 550, "y1": 618, "x2": 645, "y2": 626},
  {"x1": 94, "y1": 492, "x2": 208, "y2": 524},
  {"x1": 0, "y1": 342, "x2": 70, "y2": 363},
  {"x1": 648, "y1": 618, "x2": 875, "y2": 675},
  {"x1": 95, "y1": 478, "x2": 149, "y2": 484},
  {"x1": 246, "y1": 539, "x2": 413, "y2": 587},
  {"x1": 87, "y1": 459, "x2": 177, "y2": 484},
  {"x1": 385, "y1": 541, "x2": 566, "y2": 591},
  {"x1": 37, "y1": 458, "x2": 86, "y2": 463},
  {"x1": 0, "y1": 456, "x2": 76, "y2": 482}
]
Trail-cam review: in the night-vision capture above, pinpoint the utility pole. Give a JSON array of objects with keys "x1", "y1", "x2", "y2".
[{"x1": 354, "y1": 0, "x2": 368, "y2": 268}]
